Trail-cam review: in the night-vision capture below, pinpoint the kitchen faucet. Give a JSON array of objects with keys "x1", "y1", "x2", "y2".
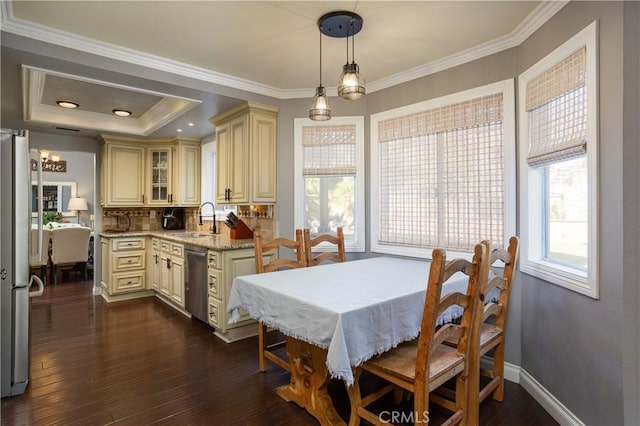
[{"x1": 198, "y1": 201, "x2": 217, "y2": 234}]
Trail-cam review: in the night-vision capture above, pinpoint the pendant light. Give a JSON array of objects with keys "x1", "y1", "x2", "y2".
[
  {"x1": 337, "y1": 16, "x2": 365, "y2": 100},
  {"x1": 318, "y1": 11, "x2": 365, "y2": 101},
  {"x1": 309, "y1": 26, "x2": 331, "y2": 121}
]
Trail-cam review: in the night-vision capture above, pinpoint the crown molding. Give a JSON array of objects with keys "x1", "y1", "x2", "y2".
[{"x1": 2, "y1": 0, "x2": 568, "y2": 99}]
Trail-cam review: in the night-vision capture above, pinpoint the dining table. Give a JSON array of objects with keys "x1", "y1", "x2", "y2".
[{"x1": 227, "y1": 256, "x2": 473, "y2": 425}]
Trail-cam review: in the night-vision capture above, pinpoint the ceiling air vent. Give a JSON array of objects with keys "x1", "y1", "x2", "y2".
[{"x1": 54, "y1": 126, "x2": 80, "y2": 132}]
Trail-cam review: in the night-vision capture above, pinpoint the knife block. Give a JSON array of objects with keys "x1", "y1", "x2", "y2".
[{"x1": 230, "y1": 220, "x2": 254, "y2": 239}]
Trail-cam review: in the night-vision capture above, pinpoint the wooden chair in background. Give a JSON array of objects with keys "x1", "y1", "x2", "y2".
[
  {"x1": 49, "y1": 226, "x2": 91, "y2": 285},
  {"x1": 253, "y1": 229, "x2": 305, "y2": 372},
  {"x1": 346, "y1": 243, "x2": 488, "y2": 426},
  {"x1": 303, "y1": 227, "x2": 346, "y2": 266},
  {"x1": 475, "y1": 236, "x2": 520, "y2": 404},
  {"x1": 434, "y1": 237, "x2": 520, "y2": 425}
]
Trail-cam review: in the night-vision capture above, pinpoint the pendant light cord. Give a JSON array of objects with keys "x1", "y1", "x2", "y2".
[
  {"x1": 351, "y1": 18, "x2": 356, "y2": 64},
  {"x1": 319, "y1": 29, "x2": 323, "y2": 86}
]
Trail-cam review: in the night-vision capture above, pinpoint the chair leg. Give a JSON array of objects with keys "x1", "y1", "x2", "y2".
[
  {"x1": 40, "y1": 265, "x2": 47, "y2": 286},
  {"x1": 491, "y1": 342, "x2": 506, "y2": 402},
  {"x1": 82, "y1": 262, "x2": 88, "y2": 282},
  {"x1": 52, "y1": 264, "x2": 57, "y2": 285}
]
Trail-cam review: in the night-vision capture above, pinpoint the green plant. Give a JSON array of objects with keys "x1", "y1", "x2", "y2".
[{"x1": 43, "y1": 211, "x2": 63, "y2": 225}]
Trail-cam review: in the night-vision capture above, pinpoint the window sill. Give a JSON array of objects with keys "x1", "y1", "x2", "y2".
[{"x1": 520, "y1": 259, "x2": 597, "y2": 299}]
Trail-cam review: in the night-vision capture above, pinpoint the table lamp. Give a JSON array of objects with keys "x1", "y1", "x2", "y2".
[{"x1": 67, "y1": 197, "x2": 88, "y2": 224}]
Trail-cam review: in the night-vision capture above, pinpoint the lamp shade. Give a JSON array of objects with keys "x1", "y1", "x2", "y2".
[
  {"x1": 309, "y1": 86, "x2": 331, "y2": 121},
  {"x1": 67, "y1": 197, "x2": 88, "y2": 212}
]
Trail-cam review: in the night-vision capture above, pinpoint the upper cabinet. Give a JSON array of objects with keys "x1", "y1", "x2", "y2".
[
  {"x1": 148, "y1": 145, "x2": 173, "y2": 205},
  {"x1": 99, "y1": 135, "x2": 201, "y2": 207},
  {"x1": 172, "y1": 140, "x2": 201, "y2": 206},
  {"x1": 102, "y1": 140, "x2": 146, "y2": 206},
  {"x1": 210, "y1": 102, "x2": 278, "y2": 205}
]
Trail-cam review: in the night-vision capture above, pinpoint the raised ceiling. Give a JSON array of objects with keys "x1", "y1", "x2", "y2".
[{"x1": 0, "y1": 1, "x2": 567, "y2": 139}]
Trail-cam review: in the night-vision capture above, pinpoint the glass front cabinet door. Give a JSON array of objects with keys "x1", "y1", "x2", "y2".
[{"x1": 148, "y1": 147, "x2": 173, "y2": 205}]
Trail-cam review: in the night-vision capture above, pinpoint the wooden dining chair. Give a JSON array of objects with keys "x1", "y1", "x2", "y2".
[
  {"x1": 253, "y1": 229, "x2": 305, "y2": 372},
  {"x1": 303, "y1": 227, "x2": 346, "y2": 266},
  {"x1": 346, "y1": 243, "x2": 488, "y2": 426},
  {"x1": 475, "y1": 236, "x2": 520, "y2": 404},
  {"x1": 433, "y1": 237, "x2": 520, "y2": 425}
]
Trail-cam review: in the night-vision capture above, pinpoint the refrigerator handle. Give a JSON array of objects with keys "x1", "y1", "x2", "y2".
[
  {"x1": 28, "y1": 274, "x2": 44, "y2": 298},
  {"x1": 30, "y1": 150, "x2": 44, "y2": 263}
]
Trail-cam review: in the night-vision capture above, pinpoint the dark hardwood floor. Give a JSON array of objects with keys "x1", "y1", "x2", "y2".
[{"x1": 1, "y1": 277, "x2": 558, "y2": 425}]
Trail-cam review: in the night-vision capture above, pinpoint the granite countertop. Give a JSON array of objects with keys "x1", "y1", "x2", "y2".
[{"x1": 98, "y1": 230, "x2": 255, "y2": 250}]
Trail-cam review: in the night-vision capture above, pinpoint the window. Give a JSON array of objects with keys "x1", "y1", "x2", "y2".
[
  {"x1": 370, "y1": 80, "x2": 516, "y2": 259},
  {"x1": 518, "y1": 22, "x2": 598, "y2": 298},
  {"x1": 294, "y1": 117, "x2": 365, "y2": 252}
]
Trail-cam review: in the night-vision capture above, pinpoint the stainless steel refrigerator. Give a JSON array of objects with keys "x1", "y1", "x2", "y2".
[{"x1": 1, "y1": 129, "x2": 45, "y2": 398}]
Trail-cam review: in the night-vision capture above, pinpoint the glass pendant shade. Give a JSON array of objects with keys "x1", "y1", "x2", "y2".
[
  {"x1": 309, "y1": 86, "x2": 331, "y2": 121},
  {"x1": 338, "y1": 62, "x2": 365, "y2": 100}
]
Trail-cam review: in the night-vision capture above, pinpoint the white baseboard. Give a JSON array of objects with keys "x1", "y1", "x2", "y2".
[
  {"x1": 480, "y1": 357, "x2": 582, "y2": 425},
  {"x1": 480, "y1": 356, "x2": 521, "y2": 383},
  {"x1": 520, "y1": 368, "x2": 584, "y2": 426},
  {"x1": 92, "y1": 285, "x2": 102, "y2": 296}
]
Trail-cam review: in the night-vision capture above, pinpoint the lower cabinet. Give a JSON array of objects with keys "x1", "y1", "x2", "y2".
[
  {"x1": 207, "y1": 248, "x2": 274, "y2": 342},
  {"x1": 100, "y1": 236, "x2": 147, "y2": 295},
  {"x1": 151, "y1": 237, "x2": 185, "y2": 308}
]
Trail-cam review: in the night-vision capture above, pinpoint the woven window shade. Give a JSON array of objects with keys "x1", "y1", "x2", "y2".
[
  {"x1": 526, "y1": 47, "x2": 588, "y2": 167},
  {"x1": 377, "y1": 94, "x2": 504, "y2": 252},
  {"x1": 303, "y1": 125, "x2": 356, "y2": 176},
  {"x1": 378, "y1": 95, "x2": 503, "y2": 143}
]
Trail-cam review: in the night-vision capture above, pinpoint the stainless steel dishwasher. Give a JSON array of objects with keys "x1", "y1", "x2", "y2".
[{"x1": 184, "y1": 244, "x2": 208, "y2": 324}]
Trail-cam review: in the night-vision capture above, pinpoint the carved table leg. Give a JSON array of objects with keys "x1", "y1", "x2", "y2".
[{"x1": 276, "y1": 337, "x2": 345, "y2": 426}]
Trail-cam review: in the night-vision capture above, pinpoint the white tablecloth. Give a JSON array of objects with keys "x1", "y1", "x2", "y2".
[{"x1": 227, "y1": 257, "x2": 471, "y2": 385}]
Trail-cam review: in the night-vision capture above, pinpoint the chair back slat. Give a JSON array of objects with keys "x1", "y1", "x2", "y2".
[
  {"x1": 483, "y1": 236, "x2": 520, "y2": 331},
  {"x1": 254, "y1": 229, "x2": 305, "y2": 273},
  {"x1": 303, "y1": 227, "x2": 346, "y2": 266},
  {"x1": 415, "y1": 243, "x2": 487, "y2": 381}
]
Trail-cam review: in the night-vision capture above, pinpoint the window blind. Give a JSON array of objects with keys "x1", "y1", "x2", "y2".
[
  {"x1": 526, "y1": 47, "x2": 587, "y2": 167},
  {"x1": 378, "y1": 94, "x2": 504, "y2": 252},
  {"x1": 302, "y1": 125, "x2": 356, "y2": 176}
]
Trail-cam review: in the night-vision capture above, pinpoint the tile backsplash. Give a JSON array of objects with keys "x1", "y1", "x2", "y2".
[{"x1": 102, "y1": 206, "x2": 275, "y2": 240}]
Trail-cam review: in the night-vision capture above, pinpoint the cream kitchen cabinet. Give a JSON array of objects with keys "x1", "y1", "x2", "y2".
[
  {"x1": 210, "y1": 102, "x2": 278, "y2": 205},
  {"x1": 171, "y1": 140, "x2": 200, "y2": 206},
  {"x1": 150, "y1": 238, "x2": 161, "y2": 292},
  {"x1": 153, "y1": 238, "x2": 185, "y2": 308},
  {"x1": 100, "y1": 135, "x2": 201, "y2": 207},
  {"x1": 101, "y1": 141, "x2": 146, "y2": 206},
  {"x1": 148, "y1": 141, "x2": 200, "y2": 206},
  {"x1": 147, "y1": 146, "x2": 173, "y2": 205},
  {"x1": 207, "y1": 247, "x2": 275, "y2": 342},
  {"x1": 100, "y1": 236, "x2": 147, "y2": 296}
]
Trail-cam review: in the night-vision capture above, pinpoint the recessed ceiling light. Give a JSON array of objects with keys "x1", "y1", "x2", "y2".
[
  {"x1": 188, "y1": 122, "x2": 195, "y2": 126},
  {"x1": 56, "y1": 100, "x2": 79, "y2": 109},
  {"x1": 112, "y1": 109, "x2": 132, "y2": 117},
  {"x1": 177, "y1": 129, "x2": 183, "y2": 133}
]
